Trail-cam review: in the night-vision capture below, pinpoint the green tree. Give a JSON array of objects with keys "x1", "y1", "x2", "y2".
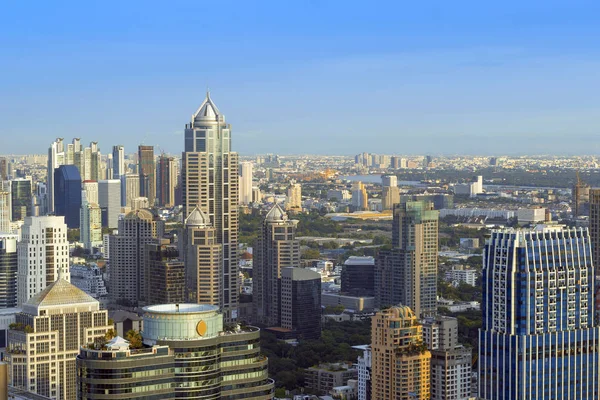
[
  {"x1": 125, "y1": 329, "x2": 143, "y2": 349},
  {"x1": 301, "y1": 248, "x2": 320, "y2": 259}
]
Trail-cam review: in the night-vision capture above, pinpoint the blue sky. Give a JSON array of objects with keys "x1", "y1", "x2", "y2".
[{"x1": 1, "y1": 1, "x2": 600, "y2": 156}]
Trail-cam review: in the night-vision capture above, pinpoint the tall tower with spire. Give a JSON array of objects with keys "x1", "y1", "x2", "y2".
[{"x1": 182, "y1": 92, "x2": 239, "y2": 320}]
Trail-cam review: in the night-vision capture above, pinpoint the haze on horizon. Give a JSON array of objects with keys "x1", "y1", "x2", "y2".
[{"x1": 1, "y1": 1, "x2": 600, "y2": 156}]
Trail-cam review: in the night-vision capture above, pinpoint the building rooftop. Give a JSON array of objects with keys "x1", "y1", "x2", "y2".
[
  {"x1": 265, "y1": 203, "x2": 288, "y2": 222},
  {"x1": 344, "y1": 256, "x2": 375, "y2": 266},
  {"x1": 143, "y1": 303, "x2": 219, "y2": 314},
  {"x1": 185, "y1": 206, "x2": 210, "y2": 227},
  {"x1": 25, "y1": 279, "x2": 97, "y2": 309}
]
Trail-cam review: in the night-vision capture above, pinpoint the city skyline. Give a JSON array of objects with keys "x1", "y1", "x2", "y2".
[{"x1": 2, "y1": 2, "x2": 600, "y2": 155}]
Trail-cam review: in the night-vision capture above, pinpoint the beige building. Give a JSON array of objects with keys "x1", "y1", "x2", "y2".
[
  {"x1": 6, "y1": 279, "x2": 112, "y2": 400},
  {"x1": 108, "y1": 209, "x2": 158, "y2": 306},
  {"x1": 183, "y1": 207, "x2": 222, "y2": 307},
  {"x1": 371, "y1": 306, "x2": 431, "y2": 400},
  {"x1": 182, "y1": 93, "x2": 239, "y2": 321},
  {"x1": 352, "y1": 181, "x2": 368, "y2": 211},
  {"x1": 253, "y1": 204, "x2": 300, "y2": 326},
  {"x1": 589, "y1": 189, "x2": 600, "y2": 278},
  {"x1": 381, "y1": 186, "x2": 400, "y2": 210},
  {"x1": 286, "y1": 182, "x2": 302, "y2": 211}
]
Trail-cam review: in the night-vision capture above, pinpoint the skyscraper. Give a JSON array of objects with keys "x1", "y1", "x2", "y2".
[
  {"x1": 375, "y1": 201, "x2": 439, "y2": 317},
  {"x1": 286, "y1": 182, "x2": 302, "y2": 211},
  {"x1": 381, "y1": 175, "x2": 400, "y2": 211},
  {"x1": 0, "y1": 191, "x2": 10, "y2": 232},
  {"x1": 98, "y1": 179, "x2": 121, "y2": 229},
  {"x1": 145, "y1": 241, "x2": 185, "y2": 305},
  {"x1": 589, "y1": 188, "x2": 600, "y2": 279},
  {"x1": 123, "y1": 173, "x2": 140, "y2": 208},
  {"x1": 138, "y1": 145, "x2": 155, "y2": 207},
  {"x1": 112, "y1": 145, "x2": 125, "y2": 179},
  {"x1": 0, "y1": 157, "x2": 8, "y2": 181},
  {"x1": 253, "y1": 204, "x2": 300, "y2": 326},
  {"x1": 183, "y1": 207, "x2": 222, "y2": 307},
  {"x1": 17, "y1": 216, "x2": 70, "y2": 306},
  {"x1": 280, "y1": 267, "x2": 321, "y2": 339},
  {"x1": 370, "y1": 306, "x2": 431, "y2": 399},
  {"x1": 7, "y1": 279, "x2": 112, "y2": 399},
  {"x1": 47, "y1": 138, "x2": 66, "y2": 214},
  {"x1": 108, "y1": 209, "x2": 158, "y2": 306},
  {"x1": 479, "y1": 226, "x2": 600, "y2": 400},
  {"x1": 182, "y1": 93, "x2": 239, "y2": 320},
  {"x1": 0, "y1": 234, "x2": 18, "y2": 308},
  {"x1": 156, "y1": 155, "x2": 177, "y2": 207},
  {"x1": 10, "y1": 178, "x2": 32, "y2": 221},
  {"x1": 239, "y1": 161, "x2": 253, "y2": 205},
  {"x1": 352, "y1": 181, "x2": 368, "y2": 211},
  {"x1": 54, "y1": 165, "x2": 82, "y2": 228},
  {"x1": 80, "y1": 193, "x2": 102, "y2": 250}
]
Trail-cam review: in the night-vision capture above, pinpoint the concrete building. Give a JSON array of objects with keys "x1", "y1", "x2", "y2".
[
  {"x1": 80, "y1": 193, "x2": 102, "y2": 250},
  {"x1": 122, "y1": 173, "x2": 140, "y2": 208},
  {"x1": 280, "y1": 267, "x2": 321, "y2": 340},
  {"x1": 6, "y1": 279, "x2": 112, "y2": 400},
  {"x1": 286, "y1": 182, "x2": 302, "y2": 211},
  {"x1": 183, "y1": 207, "x2": 222, "y2": 308},
  {"x1": 375, "y1": 201, "x2": 439, "y2": 317},
  {"x1": 156, "y1": 155, "x2": 177, "y2": 208},
  {"x1": 253, "y1": 204, "x2": 300, "y2": 326},
  {"x1": 371, "y1": 306, "x2": 431, "y2": 400},
  {"x1": 590, "y1": 188, "x2": 600, "y2": 281},
  {"x1": 304, "y1": 363, "x2": 358, "y2": 395},
  {"x1": 353, "y1": 345, "x2": 372, "y2": 400},
  {"x1": 108, "y1": 209, "x2": 158, "y2": 306},
  {"x1": 138, "y1": 145, "x2": 155, "y2": 207},
  {"x1": 516, "y1": 207, "x2": 547, "y2": 224},
  {"x1": 445, "y1": 266, "x2": 478, "y2": 286},
  {"x1": 239, "y1": 161, "x2": 253, "y2": 205},
  {"x1": 327, "y1": 189, "x2": 351, "y2": 202},
  {"x1": 98, "y1": 179, "x2": 121, "y2": 229},
  {"x1": 479, "y1": 226, "x2": 599, "y2": 400},
  {"x1": 17, "y1": 217, "x2": 69, "y2": 306},
  {"x1": 0, "y1": 234, "x2": 18, "y2": 308},
  {"x1": 351, "y1": 181, "x2": 368, "y2": 211},
  {"x1": 182, "y1": 92, "x2": 239, "y2": 321},
  {"x1": 573, "y1": 174, "x2": 591, "y2": 217},
  {"x1": 145, "y1": 241, "x2": 185, "y2": 305},
  {"x1": 0, "y1": 191, "x2": 10, "y2": 232},
  {"x1": 69, "y1": 264, "x2": 107, "y2": 299},
  {"x1": 321, "y1": 293, "x2": 375, "y2": 313}
]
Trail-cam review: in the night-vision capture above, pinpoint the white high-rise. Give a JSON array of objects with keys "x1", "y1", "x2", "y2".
[
  {"x1": 82, "y1": 180, "x2": 99, "y2": 204},
  {"x1": 80, "y1": 192, "x2": 102, "y2": 250},
  {"x1": 112, "y1": 145, "x2": 125, "y2": 179},
  {"x1": 47, "y1": 138, "x2": 67, "y2": 214},
  {"x1": 239, "y1": 162, "x2": 253, "y2": 205},
  {"x1": 17, "y1": 216, "x2": 70, "y2": 306},
  {"x1": 99, "y1": 179, "x2": 121, "y2": 229},
  {"x1": 0, "y1": 191, "x2": 10, "y2": 233}
]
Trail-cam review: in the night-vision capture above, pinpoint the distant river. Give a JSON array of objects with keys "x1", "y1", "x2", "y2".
[{"x1": 340, "y1": 175, "x2": 422, "y2": 186}]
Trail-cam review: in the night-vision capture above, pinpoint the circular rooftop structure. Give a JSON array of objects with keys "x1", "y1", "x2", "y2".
[{"x1": 143, "y1": 303, "x2": 219, "y2": 314}]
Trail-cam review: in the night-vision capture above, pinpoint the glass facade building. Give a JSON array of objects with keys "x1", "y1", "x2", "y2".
[
  {"x1": 0, "y1": 234, "x2": 17, "y2": 308},
  {"x1": 54, "y1": 165, "x2": 82, "y2": 228},
  {"x1": 341, "y1": 256, "x2": 375, "y2": 296},
  {"x1": 479, "y1": 226, "x2": 600, "y2": 400},
  {"x1": 10, "y1": 179, "x2": 32, "y2": 221}
]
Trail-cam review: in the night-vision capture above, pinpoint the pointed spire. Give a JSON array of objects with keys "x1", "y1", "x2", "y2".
[
  {"x1": 265, "y1": 203, "x2": 288, "y2": 222},
  {"x1": 185, "y1": 206, "x2": 211, "y2": 227},
  {"x1": 191, "y1": 91, "x2": 222, "y2": 125}
]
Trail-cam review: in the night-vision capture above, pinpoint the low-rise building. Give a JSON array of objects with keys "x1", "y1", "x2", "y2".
[{"x1": 304, "y1": 363, "x2": 358, "y2": 395}]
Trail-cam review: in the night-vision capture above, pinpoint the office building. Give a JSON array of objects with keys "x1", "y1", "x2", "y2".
[
  {"x1": 375, "y1": 201, "x2": 439, "y2": 317},
  {"x1": 183, "y1": 207, "x2": 222, "y2": 307},
  {"x1": 253, "y1": 204, "x2": 300, "y2": 326},
  {"x1": 182, "y1": 93, "x2": 239, "y2": 320},
  {"x1": 351, "y1": 181, "x2": 368, "y2": 211},
  {"x1": 588, "y1": 188, "x2": 600, "y2": 279},
  {"x1": 17, "y1": 216, "x2": 70, "y2": 306},
  {"x1": 47, "y1": 138, "x2": 66, "y2": 214},
  {"x1": 156, "y1": 155, "x2": 177, "y2": 208},
  {"x1": 286, "y1": 182, "x2": 302, "y2": 211},
  {"x1": 108, "y1": 209, "x2": 158, "y2": 306},
  {"x1": 445, "y1": 266, "x2": 478, "y2": 287},
  {"x1": 280, "y1": 267, "x2": 321, "y2": 339},
  {"x1": 305, "y1": 363, "x2": 358, "y2": 395},
  {"x1": 0, "y1": 234, "x2": 18, "y2": 308},
  {"x1": 239, "y1": 161, "x2": 253, "y2": 205},
  {"x1": 138, "y1": 145, "x2": 155, "y2": 207},
  {"x1": 54, "y1": 166, "x2": 81, "y2": 228},
  {"x1": 141, "y1": 303, "x2": 274, "y2": 398},
  {"x1": 81, "y1": 180, "x2": 98, "y2": 204},
  {"x1": 574, "y1": 173, "x2": 591, "y2": 217},
  {"x1": 80, "y1": 195, "x2": 102, "y2": 250},
  {"x1": 0, "y1": 191, "x2": 10, "y2": 233},
  {"x1": 381, "y1": 175, "x2": 400, "y2": 211},
  {"x1": 98, "y1": 179, "x2": 121, "y2": 229},
  {"x1": 112, "y1": 145, "x2": 125, "y2": 179},
  {"x1": 70, "y1": 264, "x2": 107, "y2": 299},
  {"x1": 479, "y1": 226, "x2": 600, "y2": 400},
  {"x1": 341, "y1": 256, "x2": 375, "y2": 296},
  {"x1": 123, "y1": 173, "x2": 140, "y2": 208},
  {"x1": 370, "y1": 306, "x2": 431, "y2": 400},
  {"x1": 353, "y1": 345, "x2": 372, "y2": 400},
  {"x1": 77, "y1": 342, "x2": 175, "y2": 399},
  {"x1": 10, "y1": 179, "x2": 32, "y2": 222},
  {"x1": 0, "y1": 157, "x2": 8, "y2": 181},
  {"x1": 145, "y1": 241, "x2": 185, "y2": 305},
  {"x1": 6, "y1": 279, "x2": 112, "y2": 400}
]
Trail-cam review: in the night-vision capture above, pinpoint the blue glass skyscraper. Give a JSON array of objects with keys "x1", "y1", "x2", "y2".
[
  {"x1": 479, "y1": 226, "x2": 600, "y2": 399},
  {"x1": 54, "y1": 165, "x2": 82, "y2": 228}
]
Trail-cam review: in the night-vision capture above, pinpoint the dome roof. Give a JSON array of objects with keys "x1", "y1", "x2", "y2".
[
  {"x1": 124, "y1": 209, "x2": 153, "y2": 220},
  {"x1": 26, "y1": 279, "x2": 97, "y2": 308},
  {"x1": 265, "y1": 204, "x2": 288, "y2": 222},
  {"x1": 192, "y1": 92, "x2": 224, "y2": 124},
  {"x1": 185, "y1": 207, "x2": 210, "y2": 227},
  {"x1": 387, "y1": 305, "x2": 416, "y2": 320}
]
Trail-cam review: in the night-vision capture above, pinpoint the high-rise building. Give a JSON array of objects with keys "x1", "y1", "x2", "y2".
[
  {"x1": 0, "y1": 157, "x2": 8, "y2": 181},
  {"x1": 80, "y1": 193, "x2": 102, "y2": 250},
  {"x1": 54, "y1": 165, "x2": 82, "y2": 228},
  {"x1": 354, "y1": 345, "x2": 372, "y2": 400},
  {"x1": 82, "y1": 180, "x2": 99, "y2": 204},
  {"x1": 0, "y1": 191, "x2": 10, "y2": 232},
  {"x1": 156, "y1": 155, "x2": 177, "y2": 207},
  {"x1": 145, "y1": 241, "x2": 185, "y2": 305},
  {"x1": 574, "y1": 172, "x2": 591, "y2": 217},
  {"x1": 375, "y1": 201, "x2": 439, "y2": 317},
  {"x1": 98, "y1": 179, "x2": 121, "y2": 229},
  {"x1": 286, "y1": 182, "x2": 302, "y2": 211},
  {"x1": 351, "y1": 181, "x2": 368, "y2": 211},
  {"x1": 17, "y1": 216, "x2": 70, "y2": 306},
  {"x1": 108, "y1": 209, "x2": 158, "y2": 306},
  {"x1": 47, "y1": 138, "x2": 66, "y2": 214},
  {"x1": 370, "y1": 306, "x2": 431, "y2": 399},
  {"x1": 7, "y1": 279, "x2": 112, "y2": 399},
  {"x1": 10, "y1": 178, "x2": 32, "y2": 221},
  {"x1": 112, "y1": 145, "x2": 125, "y2": 179},
  {"x1": 479, "y1": 226, "x2": 600, "y2": 400},
  {"x1": 239, "y1": 161, "x2": 253, "y2": 205},
  {"x1": 280, "y1": 267, "x2": 321, "y2": 339},
  {"x1": 138, "y1": 145, "x2": 155, "y2": 207},
  {"x1": 381, "y1": 175, "x2": 400, "y2": 211},
  {"x1": 183, "y1": 207, "x2": 222, "y2": 307},
  {"x1": 182, "y1": 93, "x2": 239, "y2": 320},
  {"x1": 341, "y1": 256, "x2": 375, "y2": 296},
  {"x1": 123, "y1": 173, "x2": 140, "y2": 208},
  {"x1": 253, "y1": 204, "x2": 300, "y2": 326},
  {"x1": 0, "y1": 234, "x2": 18, "y2": 308},
  {"x1": 422, "y1": 316, "x2": 471, "y2": 400},
  {"x1": 589, "y1": 188, "x2": 600, "y2": 280}
]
